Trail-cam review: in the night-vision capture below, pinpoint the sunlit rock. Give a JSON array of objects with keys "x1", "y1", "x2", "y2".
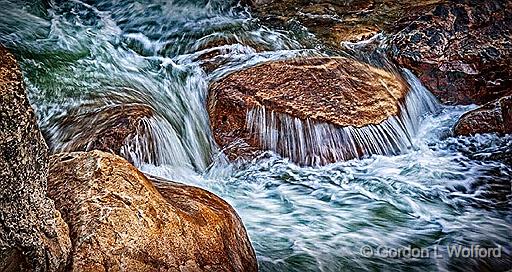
[
  {"x1": 0, "y1": 46, "x2": 71, "y2": 271},
  {"x1": 48, "y1": 151, "x2": 258, "y2": 272},
  {"x1": 208, "y1": 57, "x2": 438, "y2": 165}
]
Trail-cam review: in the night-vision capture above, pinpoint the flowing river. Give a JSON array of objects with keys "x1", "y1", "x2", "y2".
[{"x1": 1, "y1": 0, "x2": 511, "y2": 271}]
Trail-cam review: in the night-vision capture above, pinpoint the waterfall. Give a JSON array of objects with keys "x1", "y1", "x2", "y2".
[
  {"x1": 119, "y1": 115, "x2": 195, "y2": 169},
  {"x1": 246, "y1": 69, "x2": 440, "y2": 165},
  {"x1": 45, "y1": 101, "x2": 209, "y2": 171}
]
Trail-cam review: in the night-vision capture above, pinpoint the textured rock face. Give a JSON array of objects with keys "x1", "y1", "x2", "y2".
[
  {"x1": 0, "y1": 47, "x2": 71, "y2": 271},
  {"x1": 247, "y1": 0, "x2": 443, "y2": 46},
  {"x1": 47, "y1": 104, "x2": 154, "y2": 161},
  {"x1": 48, "y1": 151, "x2": 257, "y2": 272},
  {"x1": 249, "y1": 0, "x2": 511, "y2": 106},
  {"x1": 208, "y1": 57, "x2": 409, "y2": 161},
  {"x1": 454, "y1": 95, "x2": 512, "y2": 136},
  {"x1": 391, "y1": 0, "x2": 512, "y2": 105}
]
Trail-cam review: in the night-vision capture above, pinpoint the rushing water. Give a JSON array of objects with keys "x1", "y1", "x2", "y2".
[
  {"x1": 1, "y1": 0, "x2": 511, "y2": 271},
  {"x1": 246, "y1": 70, "x2": 440, "y2": 166}
]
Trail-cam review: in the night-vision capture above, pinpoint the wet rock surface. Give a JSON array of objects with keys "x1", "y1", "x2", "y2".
[
  {"x1": 208, "y1": 57, "x2": 408, "y2": 160},
  {"x1": 0, "y1": 46, "x2": 71, "y2": 271},
  {"x1": 390, "y1": 0, "x2": 512, "y2": 105},
  {"x1": 454, "y1": 95, "x2": 512, "y2": 136},
  {"x1": 46, "y1": 103, "x2": 154, "y2": 161},
  {"x1": 48, "y1": 151, "x2": 257, "y2": 272},
  {"x1": 248, "y1": 0, "x2": 512, "y2": 107},
  {"x1": 247, "y1": 0, "x2": 443, "y2": 47}
]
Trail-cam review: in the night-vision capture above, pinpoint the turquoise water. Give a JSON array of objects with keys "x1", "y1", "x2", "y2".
[{"x1": 1, "y1": 1, "x2": 510, "y2": 271}]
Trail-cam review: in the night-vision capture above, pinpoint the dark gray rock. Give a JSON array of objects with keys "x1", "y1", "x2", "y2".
[
  {"x1": 0, "y1": 46, "x2": 71, "y2": 271},
  {"x1": 391, "y1": 0, "x2": 512, "y2": 105}
]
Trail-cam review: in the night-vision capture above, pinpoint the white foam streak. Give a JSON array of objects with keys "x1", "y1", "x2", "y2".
[{"x1": 120, "y1": 116, "x2": 193, "y2": 169}]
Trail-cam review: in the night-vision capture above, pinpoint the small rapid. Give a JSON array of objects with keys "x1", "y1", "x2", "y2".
[
  {"x1": 246, "y1": 69, "x2": 440, "y2": 165},
  {"x1": 1, "y1": 0, "x2": 510, "y2": 271}
]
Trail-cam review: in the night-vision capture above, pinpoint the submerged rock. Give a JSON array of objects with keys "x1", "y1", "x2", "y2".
[
  {"x1": 47, "y1": 103, "x2": 154, "y2": 163},
  {"x1": 208, "y1": 57, "x2": 438, "y2": 165},
  {"x1": 454, "y1": 95, "x2": 512, "y2": 136},
  {"x1": 0, "y1": 46, "x2": 71, "y2": 271},
  {"x1": 48, "y1": 151, "x2": 257, "y2": 272},
  {"x1": 390, "y1": 0, "x2": 512, "y2": 105}
]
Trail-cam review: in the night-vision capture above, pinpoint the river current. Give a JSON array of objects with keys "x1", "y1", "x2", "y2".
[{"x1": 1, "y1": 0, "x2": 511, "y2": 271}]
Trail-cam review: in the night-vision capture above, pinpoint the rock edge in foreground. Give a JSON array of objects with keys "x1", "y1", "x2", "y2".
[
  {"x1": 48, "y1": 150, "x2": 257, "y2": 272},
  {"x1": 0, "y1": 46, "x2": 71, "y2": 272}
]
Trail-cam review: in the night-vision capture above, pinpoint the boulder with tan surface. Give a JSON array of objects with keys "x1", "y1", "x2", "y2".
[{"x1": 48, "y1": 151, "x2": 257, "y2": 272}]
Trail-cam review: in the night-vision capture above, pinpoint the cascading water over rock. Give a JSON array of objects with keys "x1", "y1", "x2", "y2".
[
  {"x1": 44, "y1": 103, "x2": 199, "y2": 170},
  {"x1": 3, "y1": 0, "x2": 511, "y2": 270},
  {"x1": 120, "y1": 115, "x2": 195, "y2": 168},
  {"x1": 246, "y1": 69, "x2": 440, "y2": 165},
  {"x1": 208, "y1": 57, "x2": 440, "y2": 165}
]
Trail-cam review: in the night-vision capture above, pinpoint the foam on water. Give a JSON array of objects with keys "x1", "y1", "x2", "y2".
[
  {"x1": 120, "y1": 115, "x2": 193, "y2": 168},
  {"x1": 246, "y1": 69, "x2": 440, "y2": 165}
]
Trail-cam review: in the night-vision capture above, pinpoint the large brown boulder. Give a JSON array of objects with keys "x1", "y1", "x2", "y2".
[
  {"x1": 208, "y1": 57, "x2": 411, "y2": 164},
  {"x1": 454, "y1": 95, "x2": 512, "y2": 136},
  {"x1": 47, "y1": 151, "x2": 257, "y2": 272},
  {"x1": 0, "y1": 46, "x2": 71, "y2": 271},
  {"x1": 390, "y1": 0, "x2": 512, "y2": 105}
]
